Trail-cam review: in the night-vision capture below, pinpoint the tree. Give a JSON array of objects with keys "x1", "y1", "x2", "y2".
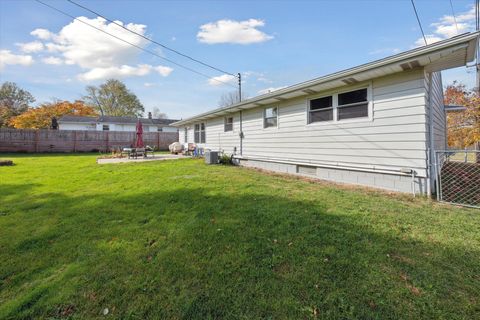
[
  {"x1": 84, "y1": 79, "x2": 144, "y2": 117},
  {"x1": 152, "y1": 107, "x2": 167, "y2": 119},
  {"x1": 444, "y1": 82, "x2": 480, "y2": 148},
  {"x1": 9, "y1": 100, "x2": 97, "y2": 129},
  {"x1": 218, "y1": 90, "x2": 248, "y2": 107},
  {"x1": 0, "y1": 82, "x2": 35, "y2": 127}
]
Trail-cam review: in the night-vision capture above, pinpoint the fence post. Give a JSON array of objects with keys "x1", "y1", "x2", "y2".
[
  {"x1": 106, "y1": 131, "x2": 109, "y2": 152},
  {"x1": 73, "y1": 131, "x2": 77, "y2": 152},
  {"x1": 476, "y1": 142, "x2": 480, "y2": 164},
  {"x1": 157, "y1": 132, "x2": 160, "y2": 151},
  {"x1": 34, "y1": 130, "x2": 39, "y2": 153}
]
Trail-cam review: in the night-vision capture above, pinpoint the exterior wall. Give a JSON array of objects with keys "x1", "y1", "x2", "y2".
[
  {"x1": 238, "y1": 158, "x2": 427, "y2": 194},
  {"x1": 162, "y1": 126, "x2": 178, "y2": 133},
  {"x1": 428, "y1": 71, "x2": 447, "y2": 151},
  {"x1": 60, "y1": 122, "x2": 176, "y2": 132},
  {"x1": 425, "y1": 71, "x2": 447, "y2": 192},
  {"x1": 59, "y1": 123, "x2": 95, "y2": 131},
  {"x1": 180, "y1": 69, "x2": 436, "y2": 193}
]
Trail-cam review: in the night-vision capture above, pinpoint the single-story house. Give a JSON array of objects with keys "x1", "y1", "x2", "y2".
[
  {"x1": 58, "y1": 115, "x2": 179, "y2": 132},
  {"x1": 172, "y1": 32, "x2": 479, "y2": 195}
]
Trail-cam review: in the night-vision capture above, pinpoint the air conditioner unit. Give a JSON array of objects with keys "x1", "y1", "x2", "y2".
[{"x1": 205, "y1": 151, "x2": 218, "y2": 164}]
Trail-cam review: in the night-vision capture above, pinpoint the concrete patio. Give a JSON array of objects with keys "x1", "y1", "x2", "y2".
[{"x1": 97, "y1": 154, "x2": 188, "y2": 164}]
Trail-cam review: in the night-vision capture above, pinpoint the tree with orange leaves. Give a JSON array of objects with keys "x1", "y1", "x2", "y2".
[
  {"x1": 444, "y1": 82, "x2": 480, "y2": 148},
  {"x1": 9, "y1": 100, "x2": 97, "y2": 129}
]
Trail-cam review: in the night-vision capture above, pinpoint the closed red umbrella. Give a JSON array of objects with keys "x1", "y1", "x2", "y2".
[{"x1": 135, "y1": 120, "x2": 144, "y2": 148}]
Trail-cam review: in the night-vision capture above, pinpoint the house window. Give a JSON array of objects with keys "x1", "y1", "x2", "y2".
[
  {"x1": 308, "y1": 87, "x2": 370, "y2": 124},
  {"x1": 102, "y1": 124, "x2": 109, "y2": 131},
  {"x1": 337, "y1": 88, "x2": 369, "y2": 120},
  {"x1": 309, "y1": 96, "x2": 333, "y2": 123},
  {"x1": 184, "y1": 128, "x2": 188, "y2": 143},
  {"x1": 194, "y1": 123, "x2": 206, "y2": 143},
  {"x1": 157, "y1": 127, "x2": 163, "y2": 132},
  {"x1": 264, "y1": 107, "x2": 278, "y2": 128},
  {"x1": 224, "y1": 117, "x2": 233, "y2": 132}
]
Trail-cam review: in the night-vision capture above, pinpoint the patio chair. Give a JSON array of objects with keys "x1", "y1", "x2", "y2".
[
  {"x1": 135, "y1": 148, "x2": 146, "y2": 158},
  {"x1": 145, "y1": 145, "x2": 155, "y2": 157},
  {"x1": 122, "y1": 147, "x2": 133, "y2": 158}
]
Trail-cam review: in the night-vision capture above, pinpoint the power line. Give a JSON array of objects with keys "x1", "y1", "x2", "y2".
[
  {"x1": 66, "y1": 0, "x2": 237, "y2": 78},
  {"x1": 410, "y1": 0, "x2": 427, "y2": 46},
  {"x1": 33, "y1": 0, "x2": 237, "y2": 88},
  {"x1": 448, "y1": 0, "x2": 459, "y2": 34}
]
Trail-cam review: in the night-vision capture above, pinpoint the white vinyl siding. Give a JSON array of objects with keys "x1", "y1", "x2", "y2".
[
  {"x1": 182, "y1": 69, "x2": 430, "y2": 177},
  {"x1": 427, "y1": 71, "x2": 447, "y2": 151}
]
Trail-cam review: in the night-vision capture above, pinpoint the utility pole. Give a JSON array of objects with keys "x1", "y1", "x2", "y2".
[
  {"x1": 238, "y1": 73, "x2": 242, "y2": 102},
  {"x1": 238, "y1": 72, "x2": 243, "y2": 156}
]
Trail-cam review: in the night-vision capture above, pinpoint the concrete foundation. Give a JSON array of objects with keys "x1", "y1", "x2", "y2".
[{"x1": 237, "y1": 158, "x2": 427, "y2": 194}]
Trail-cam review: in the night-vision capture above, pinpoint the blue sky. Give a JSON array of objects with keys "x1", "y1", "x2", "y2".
[{"x1": 0, "y1": 0, "x2": 477, "y2": 119}]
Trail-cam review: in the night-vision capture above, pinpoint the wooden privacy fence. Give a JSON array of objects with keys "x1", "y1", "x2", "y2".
[{"x1": 0, "y1": 128, "x2": 179, "y2": 153}]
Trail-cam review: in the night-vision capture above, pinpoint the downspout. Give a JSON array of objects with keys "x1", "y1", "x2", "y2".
[
  {"x1": 239, "y1": 110, "x2": 243, "y2": 156},
  {"x1": 426, "y1": 72, "x2": 434, "y2": 197}
]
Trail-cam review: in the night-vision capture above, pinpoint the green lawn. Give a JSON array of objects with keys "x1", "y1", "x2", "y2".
[{"x1": 0, "y1": 154, "x2": 479, "y2": 319}]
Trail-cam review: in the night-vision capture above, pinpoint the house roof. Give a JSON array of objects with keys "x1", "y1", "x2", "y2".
[
  {"x1": 58, "y1": 115, "x2": 179, "y2": 125},
  {"x1": 172, "y1": 32, "x2": 479, "y2": 127}
]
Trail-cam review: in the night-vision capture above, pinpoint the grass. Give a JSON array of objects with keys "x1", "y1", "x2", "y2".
[{"x1": 0, "y1": 154, "x2": 479, "y2": 319}]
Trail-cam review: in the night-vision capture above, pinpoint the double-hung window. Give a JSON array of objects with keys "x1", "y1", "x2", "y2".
[
  {"x1": 308, "y1": 87, "x2": 369, "y2": 123},
  {"x1": 309, "y1": 96, "x2": 333, "y2": 123},
  {"x1": 102, "y1": 124, "x2": 110, "y2": 131},
  {"x1": 194, "y1": 123, "x2": 206, "y2": 143},
  {"x1": 224, "y1": 117, "x2": 233, "y2": 132},
  {"x1": 184, "y1": 128, "x2": 188, "y2": 143},
  {"x1": 264, "y1": 107, "x2": 278, "y2": 128},
  {"x1": 337, "y1": 88, "x2": 369, "y2": 120}
]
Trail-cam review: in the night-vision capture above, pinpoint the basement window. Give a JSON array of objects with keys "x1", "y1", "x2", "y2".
[
  {"x1": 337, "y1": 88, "x2": 368, "y2": 120},
  {"x1": 194, "y1": 123, "x2": 206, "y2": 143},
  {"x1": 224, "y1": 117, "x2": 233, "y2": 132},
  {"x1": 309, "y1": 96, "x2": 333, "y2": 123},
  {"x1": 264, "y1": 107, "x2": 278, "y2": 128}
]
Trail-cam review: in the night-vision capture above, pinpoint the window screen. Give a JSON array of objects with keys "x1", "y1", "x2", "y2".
[
  {"x1": 224, "y1": 117, "x2": 233, "y2": 132},
  {"x1": 309, "y1": 96, "x2": 333, "y2": 123},
  {"x1": 264, "y1": 107, "x2": 277, "y2": 128},
  {"x1": 337, "y1": 88, "x2": 368, "y2": 120}
]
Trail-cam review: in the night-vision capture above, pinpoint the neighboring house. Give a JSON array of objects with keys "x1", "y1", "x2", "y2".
[
  {"x1": 173, "y1": 33, "x2": 479, "y2": 195},
  {"x1": 58, "y1": 114, "x2": 179, "y2": 133}
]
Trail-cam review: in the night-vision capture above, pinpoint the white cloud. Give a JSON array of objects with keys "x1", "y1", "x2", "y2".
[
  {"x1": 0, "y1": 50, "x2": 34, "y2": 70},
  {"x1": 42, "y1": 56, "x2": 63, "y2": 65},
  {"x1": 257, "y1": 86, "x2": 287, "y2": 95},
  {"x1": 48, "y1": 16, "x2": 148, "y2": 69},
  {"x1": 197, "y1": 19, "x2": 273, "y2": 44},
  {"x1": 77, "y1": 64, "x2": 172, "y2": 81},
  {"x1": 16, "y1": 41, "x2": 44, "y2": 53},
  {"x1": 154, "y1": 65, "x2": 173, "y2": 76},
  {"x1": 144, "y1": 82, "x2": 155, "y2": 87},
  {"x1": 28, "y1": 16, "x2": 174, "y2": 81},
  {"x1": 31, "y1": 28, "x2": 54, "y2": 40},
  {"x1": 207, "y1": 74, "x2": 237, "y2": 86},
  {"x1": 413, "y1": 4, "x2": 477, "y2": 47},
  {"x1": 414, "y1": 35, "x2": 444, "y2": 47}
]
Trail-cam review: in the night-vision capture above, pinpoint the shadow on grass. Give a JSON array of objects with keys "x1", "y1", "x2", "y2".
[{"x1": 0, "y1": 184, "x2": 478, "y2": 319}]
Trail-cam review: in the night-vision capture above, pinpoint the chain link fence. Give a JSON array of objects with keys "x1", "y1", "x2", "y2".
[{"x1": 434, "y1": 149, "x2": 480, "y2": 208}]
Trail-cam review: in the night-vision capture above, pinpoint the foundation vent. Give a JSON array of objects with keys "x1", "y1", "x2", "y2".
[{"x1": 297, "y1": 165, "x2": 317, "y2": 176}]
